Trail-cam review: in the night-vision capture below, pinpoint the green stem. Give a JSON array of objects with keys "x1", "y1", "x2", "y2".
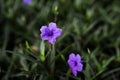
[{"x1": 50, "y1": 45, "x2": 55, "y2": 74}]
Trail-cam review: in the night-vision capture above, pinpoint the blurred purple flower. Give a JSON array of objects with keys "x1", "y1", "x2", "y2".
[
  {"x1": 68, "y1": 53, "x2": 83, "y2": 76},
  {"x1": 40, "y1": 22, "x2": 62, "y2": 44},
  {"x1": 23, "y1": 0, "x2": 32, "y2": 4}
]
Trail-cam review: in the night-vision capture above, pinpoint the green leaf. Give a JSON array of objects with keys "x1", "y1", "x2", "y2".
[
  {"x1": 25, "y1": 41, "x2": 31, "y2": 50},
  {"x1": 102, "y1": 56, "x2": 115, "y2": 68}
]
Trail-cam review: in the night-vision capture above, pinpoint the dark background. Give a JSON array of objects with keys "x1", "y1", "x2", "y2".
[{"x1": 0, "y1": 0, "x2": 120, "y2": 80}]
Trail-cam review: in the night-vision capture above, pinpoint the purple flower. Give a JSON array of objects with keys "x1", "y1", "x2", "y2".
[
  {"x1": 23, "y1": 0, "x2": 32, "y2": 4},
  {"x1": 68, "y1": 53, "x2": 83, "y2": 76},
  {"x1": 40, "y1": 22, "x2": 62, "y2": 44}
]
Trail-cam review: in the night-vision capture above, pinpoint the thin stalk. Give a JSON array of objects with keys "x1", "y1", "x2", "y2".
[{"x1": 50, "y1": 45, "x2": 55, "y2": 74}]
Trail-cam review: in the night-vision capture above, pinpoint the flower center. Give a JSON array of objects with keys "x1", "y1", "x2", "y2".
[
  {"x1": 74, "y1": 61, "x2": 77, "y2": 66},
  {"x1": 48, "y1": 31, "x2": 53, "y2": 36}
]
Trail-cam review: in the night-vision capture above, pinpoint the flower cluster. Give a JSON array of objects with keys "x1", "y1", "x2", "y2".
[
  {"x1": 40, "y1": 22, "x2": 83, "y2": 76},
  {"x1": 68, "y1": 53, "x2": 83, "y2": 76}
]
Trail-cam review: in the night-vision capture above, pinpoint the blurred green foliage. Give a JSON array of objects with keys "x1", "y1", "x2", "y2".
[{"x1": 0, "y1": 0, "x2": 120, "y2": 80}]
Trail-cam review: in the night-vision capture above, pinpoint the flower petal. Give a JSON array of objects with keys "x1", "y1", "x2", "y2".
[
  {"x1": 68, "y1": 59, "x2": 75, "y2": 68},
  {"x1": 53, "y1": 28, "x2": 62, "y2": 38},
  {"x1": 77, "y1": 63, "x2": 83, "y2": 72},
  {"x1": 40, "y1": 26, "x2": 47, "y2": 32},
  {"x1": 72, "y1": 69, "x2": 77, "y2": 76},
  {"x1": 40, "y1": 26, "x2": 49, "y2": 40},
  {"x1": 48, "y1": 22, "x2": 57, "y2": 30},
  {"x1": 41, "y1": 34, "x2": 48, "y2": 40},
  {"x1": 69, "y1": 53, "x2": 75, "y2": 60},
  {"x1": 48, "y1": 37, "x2": 56, "y2": 44},
  {"x1": 76, "y1": 54, "x2": 81, "y2": 62}
]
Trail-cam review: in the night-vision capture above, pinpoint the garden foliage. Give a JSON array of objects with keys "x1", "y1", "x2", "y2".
[{"x1": 0, "y1": 0, "x2": 120, "y2": 80}]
